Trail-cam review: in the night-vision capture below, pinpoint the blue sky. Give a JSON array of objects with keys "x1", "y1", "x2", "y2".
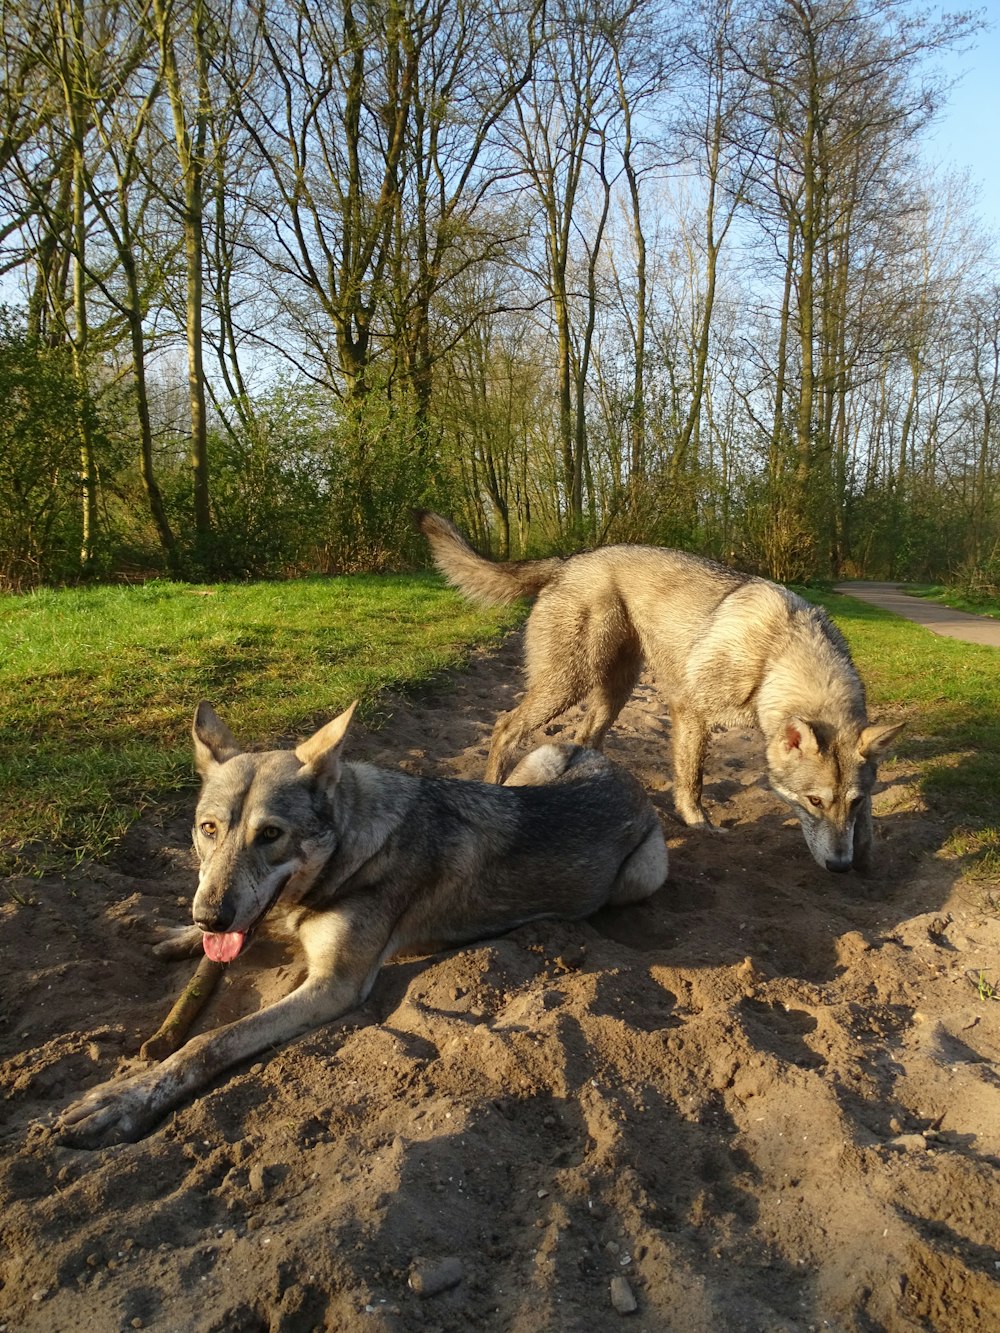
[{"x1": 926, "y1": 6, "x2": 1000, "y2": 236}]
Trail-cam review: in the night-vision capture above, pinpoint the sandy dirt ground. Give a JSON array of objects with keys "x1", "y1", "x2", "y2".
[{"x1": 1, "y1": 630, "x2": 999, "y2": 1332}]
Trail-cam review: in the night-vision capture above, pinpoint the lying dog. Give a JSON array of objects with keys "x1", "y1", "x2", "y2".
[
  {"x1": 56, "y1": 702, "x2": 667, "y2": 1147},
  {"x1": 416, "y1": 510, "x2": 902, "y2": 872}
]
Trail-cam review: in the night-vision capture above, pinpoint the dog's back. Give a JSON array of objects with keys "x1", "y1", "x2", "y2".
[
  {"x1": 324, "y1": 740, "x2": 666, "y2": 951},
  {"x1": 417, "y1": 509, "x2": 859, "y2": 724}
]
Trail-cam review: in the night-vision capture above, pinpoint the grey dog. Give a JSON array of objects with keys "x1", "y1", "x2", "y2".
[
  {"x1": 56, "y1": 702, "x2": 667, "y2": 1147},
  {"x1": 416, "y1": 511, "x2": 902, "y2": 872}
]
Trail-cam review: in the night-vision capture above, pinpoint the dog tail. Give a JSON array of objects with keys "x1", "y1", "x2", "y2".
[{"x1": 414, "y1": 510, "x2": 564, "y2": 605}]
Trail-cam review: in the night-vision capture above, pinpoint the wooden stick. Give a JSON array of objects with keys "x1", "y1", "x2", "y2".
[{"x1": 140, "y1": 955, "x2": 225, "y2": 1061}]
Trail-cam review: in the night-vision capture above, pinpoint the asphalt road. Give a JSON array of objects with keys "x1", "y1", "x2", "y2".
[{"x1": 833, "y1": 582, "x2": 1000, "y2": 648}]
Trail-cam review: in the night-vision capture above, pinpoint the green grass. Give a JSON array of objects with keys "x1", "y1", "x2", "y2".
[
  {"x1": 0, "y1": 575, "x2": 521, "y2": 873},
  {"x1": 974, "y1": 970, "x2": 999, "y2": 1002}
]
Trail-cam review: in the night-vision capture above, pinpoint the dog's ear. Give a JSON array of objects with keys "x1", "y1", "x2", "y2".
[
  {"x1": 858, "y1": 720, "x2": 904, "y2": 759},
  {"x1": 192, "y1": 702, "x2": 243, "y2": 774},
  {"x1": 783, "y1": 717, "x2": 820, "y2": 757},
  {"x1": 295, "y1": 701, "x2": 358, "y2": 785}
]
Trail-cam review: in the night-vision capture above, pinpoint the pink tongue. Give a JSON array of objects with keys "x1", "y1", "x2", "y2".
[{"x1": 202, "y1": 931, "x2": 246, "y2": 963}]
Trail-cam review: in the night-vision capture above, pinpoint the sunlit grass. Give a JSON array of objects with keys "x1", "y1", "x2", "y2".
[{"x1": 0, "y1": 575, "x2": 521, "y2": 871}]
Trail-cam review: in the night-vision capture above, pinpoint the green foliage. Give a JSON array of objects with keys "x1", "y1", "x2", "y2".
[
  {"x1": 841, "y1": 478, "x2": 978, "y2": 583},
  {"x1": 0, "y1": 311, "x2": 93, "y2": 588},
  {"x1": 908, "y1": 586, "x2": 1000, "y2": 620},
  {"x1": 951, "y1": 546, "x2": 1000, "y2": 600},
  {"x1": 321, "y1": 391, "x2": 443, "y2": 572},
  {"x1": 1, "y1": 305, "x2": 994, "y2": 591},
  {"x1": 200, "y1": 385, "x2": 337, "y2": 577},
  {"x1": 129, "y1": 384, "x2": 449, "y2": 579}
]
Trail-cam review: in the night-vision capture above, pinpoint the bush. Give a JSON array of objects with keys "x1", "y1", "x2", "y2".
[
  {"x1": 145, "y1": 384, "x2": 444, "y2": 579},
  {"x1": 0, "y1": 312, "x2": 103, "y2": 589}
]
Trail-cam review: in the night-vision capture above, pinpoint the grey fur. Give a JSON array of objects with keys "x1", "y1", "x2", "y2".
[
  {"x1": 416, "y1": 510, "x2": 902, "y2": 871},
  {"x1": 56, "y1": 704, "x2": 666, "y2": 1147}
]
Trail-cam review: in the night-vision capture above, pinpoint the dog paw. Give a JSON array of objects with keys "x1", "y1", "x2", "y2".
[
  {"x1": 55, "y1": 1071, "x2": 165, "y2": 1149},
  {"x1": 675, "y1": 806, "x2": 712, "y2": 829},
  {"x1": 152, "y1": 924, "x2": 203, "y2": 960}
]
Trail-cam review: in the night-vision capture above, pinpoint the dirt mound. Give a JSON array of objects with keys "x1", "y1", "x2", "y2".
[{"x1": 1, "y1": 633, "x2": 998, "y2": 1331}]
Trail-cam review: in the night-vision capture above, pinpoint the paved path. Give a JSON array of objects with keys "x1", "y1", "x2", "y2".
[{"x1": 833, "y1": 581, "x2": 1000, "y2": 648}]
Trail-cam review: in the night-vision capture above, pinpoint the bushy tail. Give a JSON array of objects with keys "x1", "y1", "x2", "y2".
[{"x1": 414, "y1": 510, "x2": 564, "y2": 605}]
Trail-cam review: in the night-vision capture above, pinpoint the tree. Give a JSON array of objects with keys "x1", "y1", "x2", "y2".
[
  {"x1": 508, "y1": 0, "x2": 643, "y2": 536},
  {"x1": 148, "y1": 0, "x2": 218, "y2": 552},
  {"x1": 233, "y1": 0, "x2": 416, "y2": 398},
  {"x1": 735, "y1": 0, "x2": 977, "y2": 574},
  {"x1": 388, "y1": 0, "x2": 542, "y2": 431}
]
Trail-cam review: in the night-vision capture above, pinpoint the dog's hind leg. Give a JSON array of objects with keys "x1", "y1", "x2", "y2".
[
  {"x1": 608, "y1": 823, "x2": 669, "y2": 905},
  {"x1": 486, "y1": 687, "x2": 580, "y2": 783},
  {"x1": 486, "y1": 605, "x2": 591, "y2": 782},
  {"x1": 503, "y1": 742, "x2": 577, "y2": 786},
  {"x1": 575, "y1": 647, "x2": 642, "y2": 750},
  {"x1": 487, "y1": 595, "x2": 635, "y2": 782}
]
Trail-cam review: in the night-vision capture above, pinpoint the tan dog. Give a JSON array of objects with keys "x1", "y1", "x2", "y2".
[{"x1": 417, "y1": 510, "x2": 902, "y2": 871}]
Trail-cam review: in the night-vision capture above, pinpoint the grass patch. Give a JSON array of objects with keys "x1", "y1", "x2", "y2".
[
  {"x1": 976, "y1": 970, "x2": 997, "y2": 1002},
  {"x1": 0, "y1": 575, "x2": 521, "y2": 872},
  {"x1": 941, "y1": 827, "x2": 1000, "y2": 883}
]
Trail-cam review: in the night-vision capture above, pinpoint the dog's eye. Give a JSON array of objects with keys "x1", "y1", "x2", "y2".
[
  {"x1": 258, "y1": 825, "x2": 283, "y2": 842},
  {"x1": 199, "y1": 820, "x2": 218, "y2": 838},
  {"x1": 807, "y1": 795, "x2": 824, "y2": 809}
]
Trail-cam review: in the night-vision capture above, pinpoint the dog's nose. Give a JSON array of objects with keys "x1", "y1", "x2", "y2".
[
  {"x1": 825, "y1": 858, "x2": 851, "y2": 874},
  {"x1": 195, "y1": 904, "x2": 235, "y2": 932}
]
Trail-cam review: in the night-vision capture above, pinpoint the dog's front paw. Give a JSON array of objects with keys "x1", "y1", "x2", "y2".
[
  {"x1": 674, "y1": 802, "x2": 712, "y2": 829},
  {"x1": 56, "y1": 1070, "x2": 166, "y2": 1149},
  {"x1": 152, "y1": 923, "x2": 203, "y2": 960}
]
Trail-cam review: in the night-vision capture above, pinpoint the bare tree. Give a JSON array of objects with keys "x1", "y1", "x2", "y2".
[
  {"x1": 231, "y1": 0, "x2": 417, "y2": 397},
  {"x1": 734, "y1": 0, "x2": 978, "y2": 573},
  {"x1": 386, "y1": 0, "x2": 542, "y2": 431},
  {"x1": 146, "y1": 0, "x2": 219, "y2": 549},
  {"x1": 508, "y1": 0, "x2": 652, "y2": 536}
]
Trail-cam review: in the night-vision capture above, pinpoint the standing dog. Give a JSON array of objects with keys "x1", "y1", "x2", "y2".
[
  {"x1": 57, "y1": 702, "x2": 667, "y2": 1147},
  {"x1": 416, "y1": 511, "x2": 902, "y2": 872}
]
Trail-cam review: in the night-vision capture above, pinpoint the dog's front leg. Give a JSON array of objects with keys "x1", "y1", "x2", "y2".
[
  {"x1": 670, "y1": 707, "x2": 712, "y2": 826},
  {"x1": 56, "y1": 910, "x2": 386, "y2": 1149},
  {"x1": 852, "y1": 795, "x2": 874, "y2": 871},
  {"x1": 55, "y1": 973, "x2": 361, "y2": 1148}
]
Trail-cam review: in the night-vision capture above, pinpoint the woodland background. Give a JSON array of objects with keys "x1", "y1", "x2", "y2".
[{"x1": 1, "y1": 0, "x2": 998, "y2": 590}]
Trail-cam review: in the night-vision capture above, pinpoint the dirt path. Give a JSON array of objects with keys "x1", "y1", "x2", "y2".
[
  {"x1": 835, "y1": 582, "x2": 1000, "y2": 648},
  {"x1": 1, "y1": 632, "x2": 998, "y2": 1332}
]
